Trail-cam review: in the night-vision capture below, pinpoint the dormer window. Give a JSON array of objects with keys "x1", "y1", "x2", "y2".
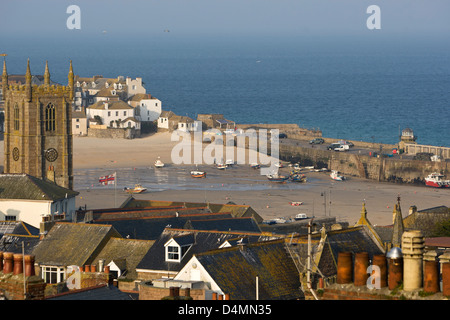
[
  {"x1": 164, "y1": 235, "x2": 194, "y2": 263},
  {"x1": 111, "y1": 90, "x2": 116, "y2": 95},
  {"x1": 105, "y1": 82, "x2": 109, "y2": 88},
  {"x1": 92, "y1": 82, "x2": 96, "y2": 88},
  {"x1": 76, "y1": 81, "x2": 80, "y2": 87},
  {"x1": 118, "y1": 84, "x2": 123, "y2": 89}
]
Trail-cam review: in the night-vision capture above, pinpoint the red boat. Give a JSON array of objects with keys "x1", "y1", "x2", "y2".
[{"x1": 425, "y1": 173, "x2": 450, "y2": 188}]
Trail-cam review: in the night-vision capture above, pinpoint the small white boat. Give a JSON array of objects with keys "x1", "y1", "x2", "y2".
[
  {"x1": 154, "y1": 157, "x2": 165, "y2": 168},
  {"x1": 216, "y1": 164, "x2": 228, "y2": 170},
  {"x1": 294, "y1": 213, "x2": 308, "y2": 220},
  {"x1": 330, "y1": 170, "x2": 345, "y2": 181}
]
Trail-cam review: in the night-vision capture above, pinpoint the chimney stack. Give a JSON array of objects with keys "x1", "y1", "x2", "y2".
[{"x1": 402, "y1": 230, "x2": 424, "y2": 291}]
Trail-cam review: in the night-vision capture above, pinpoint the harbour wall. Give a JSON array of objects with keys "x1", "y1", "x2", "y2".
[{"x1": 279, "y1": 143, "x2": 449, "y2": 184}]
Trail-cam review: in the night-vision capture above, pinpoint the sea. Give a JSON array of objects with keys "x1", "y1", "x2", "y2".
[{"x1": 2, "y1": 33, "x2": 449, "y2": 147}]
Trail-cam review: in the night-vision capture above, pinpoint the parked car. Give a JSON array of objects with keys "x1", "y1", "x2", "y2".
[
  {"x1": 309, "y1": 138, "x2": 324, "y2": 144},
  {"x1": 334, "y1": 145, "x2": 349, "y2": 152},
  {"x1": 327, "y1": 143, "x2": 341, "y2": 150}
]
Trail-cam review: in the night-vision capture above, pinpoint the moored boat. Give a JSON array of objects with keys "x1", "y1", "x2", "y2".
[
  {"x1": 124, "y1": 184, "x2": 147, "y2": 194},
  {"x1": 267, "y1": 174, "x2": 289, "y2": 182},
  {"x1": 294, "y1": 213, "x2": 308, "y2": 220},
  {"x1": 191, "y1": 170, "x2": 206, "y2": 178},
  {"x1": 290, "y1": 174, "x2": 307, "y2": 183},
  {"x1": 154, "y1": 157, "x2": 165, "y2": 168},
  {"x1": 330, "y1": 170, "x2": 345, "y2": 181},
  {"x1": 425, "y1": 172, "x2": 450, "y2": 188}
]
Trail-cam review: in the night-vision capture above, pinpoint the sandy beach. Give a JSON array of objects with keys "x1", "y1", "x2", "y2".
[
  {"x1": 71, "y1": 133, "x2": 449, "y2": 227},
  {"x1": 2, "y1": 132, "x2": 449, "y2": 227}
]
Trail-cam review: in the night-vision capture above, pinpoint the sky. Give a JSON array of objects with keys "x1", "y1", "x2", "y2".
[{"x1": 1, "y1": 0, "x2": 450, "y2": 39}]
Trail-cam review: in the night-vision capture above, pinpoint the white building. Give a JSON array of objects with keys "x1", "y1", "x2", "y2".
[
  {"x1": 72, "y1": 108, "x2": 88, "y2": 136},
  {"x1": 157, "y1": 111, "x2": 200, "y2": 132},
  {"x1": 0, "y1": 174, "x2": 79, "y2": 229},
  {"x1": 87, "y1": 100, "x2": 140, "y2": 130},
  {"x1": 128, "y1": 93, "x2": 162, "y2": 122}
]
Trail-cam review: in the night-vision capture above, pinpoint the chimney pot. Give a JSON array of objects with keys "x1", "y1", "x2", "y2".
[
  {"x1": 354, "y1": 252, "x2": 369, "y2": 286},
  {"x1": 337, "y1": 252, "x2": 353, "y2": 284},
  {"x1": 13, "y1": 254, "x2": 23, "y2": 275},
  {"x1": 423, "y1": 260, "x2": 440, "y2": 293},
  {"x1": 3, "y1": 252, "x2": 14, "y2": 273},
  {"x1": 24, "y1": 255, "x2": 35, "y2": 277}
]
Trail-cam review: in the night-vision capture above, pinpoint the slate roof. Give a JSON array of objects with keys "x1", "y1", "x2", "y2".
[
  {"x1": 184, "y1": 217, "x2": 261, "y2": 233},
  {"x1": 32, "y1": 222, "x2": 122, "y2": 267},
  {"x1": 0, "y1": 174, "x2": 79, "y2": 201},
  {"x1": 86, "y1": 207, "x2": 233, "y2": 240},
  {"x1": 46, "y1": 284, "x2": 134, "y2": 300},
  {"x1": 287, "y1": 226, "x2": 385, "y2": 278},
  {"x1": 136, "y1": 228, "x2": 277, "y2": 274},
  {"x1": 91, "y1": 237, "x2": 154, "y2": 280},
  {"x1": 88, "y1": 100, "x2": 132, "y2": 110},
  {"x1": 121, "y1": 197, "x2": 264, "y2": 223},
  {"x1": 195, "y1": 239, "x2": 304, "y2": 300},
  {"x1": 0, "y1": 221, "x2": 40, "y2": 254}
]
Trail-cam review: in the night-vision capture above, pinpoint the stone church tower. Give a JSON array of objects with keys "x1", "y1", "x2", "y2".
[{"x1": 2, "y1": 59, "x2": 74, "y2": 190}]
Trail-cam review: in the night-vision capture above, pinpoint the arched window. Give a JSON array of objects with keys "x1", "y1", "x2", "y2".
[
  {"x1": 45, "y1": 103, "x2": 56, "y2": 131},
  {"x1": 13, "y1": 103, "x2": 19, "y2": 131}
]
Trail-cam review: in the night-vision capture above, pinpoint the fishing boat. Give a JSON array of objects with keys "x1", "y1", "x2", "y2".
[
  {"x1": 216, "y1": 163, "x2": 227, "y2": 170},
  {"x1": 290, "y1": 201, "x2": 303, "y2": 206},
  {"x1": 191, "y1": 170, "x2": 206, "y2": 178},
  {"x1": 425, "y1": 172, "x2": 450, "y2": 188},
  {"x1": 267, "y1": 174, "x2": 289, "y2": 182},
  {"x1": 330, "y1": 170, "x2": 345, "y2": 181},
  {"x1": 123, "y1": 184, "x2": 147, "y2": 194},
  {"x1": 294, "y1": 213, "x2": 309, "y2": 220},
  {"x1": 290, "y1": 174, "x2": 307, "y2": 183},
  {"x1": 154, "y1": 157, "x2": 165, "y2": 168}
]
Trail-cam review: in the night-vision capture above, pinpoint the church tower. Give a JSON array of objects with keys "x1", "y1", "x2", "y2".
[{"x1": 3, "y1": 59, "x2": 74, "y2": 190}]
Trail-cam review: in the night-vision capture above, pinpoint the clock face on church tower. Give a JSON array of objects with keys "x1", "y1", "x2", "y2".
[{"x1": 45, "y1": 148, "x2": 58, "y2": 162}]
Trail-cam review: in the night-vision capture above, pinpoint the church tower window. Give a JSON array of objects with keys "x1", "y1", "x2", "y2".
[
  {"x1": 13, "y1": 104, "x2": 20, "y2": 131},
  {"x1": 45, "y1": 103, "x2": 56, "y2": 131}
]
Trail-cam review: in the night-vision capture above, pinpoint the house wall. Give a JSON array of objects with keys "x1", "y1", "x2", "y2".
[
  {"x1": 126, "y1": 77, "x2": 146, "y2": 98},
  {"x1": 0, "y1": 197, "x2": 75, "y2": 228},
  {"x1": 87, "y1": 106, "x2": 135, "y2": 128},
  {"x1": 136, "y1": 98, "x2": 162, "y2": 122},
  {"x1": 72, "y1": 118, "x2": 87, "y2": 136}
]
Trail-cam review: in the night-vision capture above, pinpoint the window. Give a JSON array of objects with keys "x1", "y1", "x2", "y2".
[
  {"x1": 108, "y1": 111, "x2": 111, "y2": 117},
  {"x1": 123, "y1": 111, "x2": 127, "y2": 116},
  {"x1": 14, "y1": 103, "x2": 19, "y2": 130},
  {"x1": 41, "y1": 266, "x2": 65, "y2": 284},
  {"x1": 45, "y1": 103, "x2": 56, "y2": 131},
  {"x1": 5, "y1": 215, "x2": 16, "y2": 221},
  {"x1": 167, "y1": 246, "x2": 179, "y2": 261},
  {"x1": 116, "y1": 111, "x2": 119, "y2": 116}
]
